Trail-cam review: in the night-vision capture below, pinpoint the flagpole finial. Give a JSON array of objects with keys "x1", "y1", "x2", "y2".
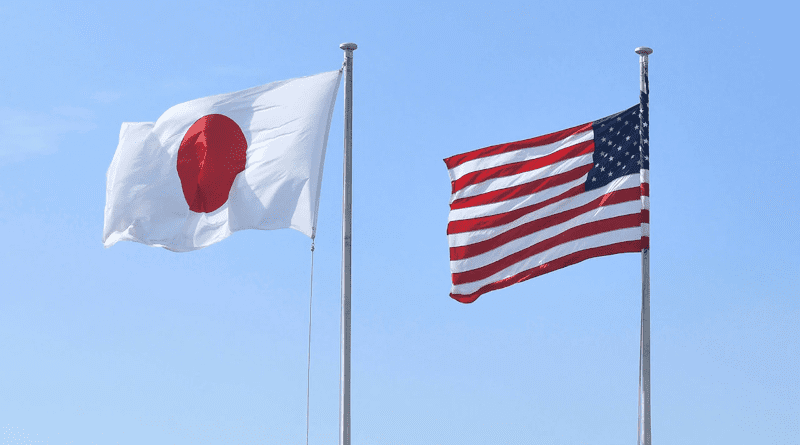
[
  {"x1": 340, "y1": 42, "x2": 358, "y2": 51},
  {"x1": 635, "y1": 47, "x2": 653, "y2": 56}
]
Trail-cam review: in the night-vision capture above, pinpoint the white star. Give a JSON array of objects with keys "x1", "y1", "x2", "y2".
[
  {"x1": 609, "y1": 156, "x2": 614, "y2": 161},
  {"x1": 643, "y1": 122, "x2": 648, "y2": 128},
  {"x1": 643, "y1": 138, "x2": 649, "y2": 144},
  {"x1": 610, "y1": 126, "x2": 614, "y2": 131},
  {"x1": 617, "y1": 117, "x2": 622, "y2": 121},
  {"x1": 607, "y1": 140, "x2": 612, "y2": 146},
  {"x1": 625, "y1": 151, "x2": 630, "y2": 155},
  {"x1": 592, "y1": 177, "x2": 597, "y2": 182},
  {"x1": 634, "y1": 125, "x2": 639, "y2": 130},
  {"x1": 617, "y1": 146, "x2": 622, "y2": 151},
  {"x1": 626, "y1": 135, "x2": 631, "y2": 141},
  {"x1": 600, "y1": 166, "x2": 605, "y2": 172},
  {"x1": 608, "y1": 172, "x2": 613, "y2": 177},
  {"x1": 624, "y1": 120, "x2": 629, "y2": 125},
  {"x1": 601, "y1": 137, "x2": 606, "y2": 142},
  {"x1": 617, "y1": 161, "x2": 622, "y2": 166},
  {"x1": 644, "y1": 155, "x2": 649, "y2": 160}
]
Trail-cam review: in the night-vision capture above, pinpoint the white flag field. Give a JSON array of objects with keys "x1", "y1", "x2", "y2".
[{"x1": 103, "y1": 69, "x2": 342, "y2": 252}]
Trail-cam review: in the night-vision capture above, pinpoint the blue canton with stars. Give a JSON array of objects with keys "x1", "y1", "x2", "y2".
[
  {"x1": 585, "y1": 96, "x2": 649, "y2": 191},
  {"x1": 639, "y1": 77, "x2": 650, "y2": 171}
]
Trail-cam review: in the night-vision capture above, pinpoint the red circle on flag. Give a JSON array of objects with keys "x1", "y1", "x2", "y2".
[{"x1": 177, "y1": 114, "x2": 247, "y2": 213}]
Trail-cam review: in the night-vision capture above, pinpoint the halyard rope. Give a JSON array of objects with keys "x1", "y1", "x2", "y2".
[{"x1": 306, "y1": 239, "x2": 315, "y2": 445}]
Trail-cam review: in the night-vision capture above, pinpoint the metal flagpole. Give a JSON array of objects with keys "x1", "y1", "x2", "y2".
[
  {"x1": 339, "y1": 41, "x2": 357, "y2": 445},
  {"x1": 635, "y1": 46, "x2": 652, "y2": 445}
]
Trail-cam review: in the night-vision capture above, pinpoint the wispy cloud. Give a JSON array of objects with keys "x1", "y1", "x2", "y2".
[
  {"x1": 91, "y1": 91, "x2": 122, "y2": 104},
  {"x1": 0, "y1": 106, "x2": 96, "y2": 165},
  {"x1": 162, "y1": 77, "x2": 196, "y2": 91}
]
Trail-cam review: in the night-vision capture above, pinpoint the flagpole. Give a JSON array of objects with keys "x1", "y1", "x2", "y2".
[
  {"x1": 635, "y1": 46, "x2": 652, "y2": 445},
  {"x1": 339, "y1": 41, "x2": 357, "y2": 445}
]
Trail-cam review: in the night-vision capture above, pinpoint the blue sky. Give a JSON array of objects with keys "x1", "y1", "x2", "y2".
[{"x1": 1, "y1": 1, "x2": 797, "y2": 444}]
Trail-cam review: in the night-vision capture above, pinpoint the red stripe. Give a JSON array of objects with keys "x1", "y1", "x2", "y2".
[
  {"x1": 450, "y1": 187, "x2": 642, "y2": 260},
  {"x1": 452, "y1": 213, "x2": 642, "y2": 285},
  {"x1": 451, "y1": 141, "x2": 594, "y2": 193},
  {"x1": 450, "y1": 240, "x2": 643, "y2": 303},
  {"x1": 450, "y1": 164, "x2": 593, "y2": 210},
  {"x1": 444, "y1": 122, "x2": 593, "y2": 170},
  {"x1": 641, "y1": 182, "x2": 649, "y2": 196},
  {"x1": 641, "y1": 209, "x2": 649, "y2": 224},
  {"x1": 448, "y1": 184, "x2": 585, "y2": 235}
]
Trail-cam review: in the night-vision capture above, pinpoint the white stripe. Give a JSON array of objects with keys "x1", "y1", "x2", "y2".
[
  {"x1": 450, "y1": 200, "x2": 641, "y2": 272},
  {"x1": 448, "y1": 173, "x2": 640, "y2": 222},
  {"x1": 451, "y1": 227, "x2": 642, "y2": 295},
  {"x1": 449, "y1": 177, "x2": 584, "y2": 222},
  {"x1": 452, "y1": 154, "x2": 593, "y2": 201},
  {"x1": 448, "y1": 130, "x2": 593, "y2": 182},
  {"x1": 642, "y1": 223, "x2": 650, "y2": 237},
  {"x1": 449, "y1": 182, "x2": 642, "y2": 246}
]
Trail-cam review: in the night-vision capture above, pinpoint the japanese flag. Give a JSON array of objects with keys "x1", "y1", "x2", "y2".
[{"x1": 103, "y1": 69, "x2": 342, "y2": 252}]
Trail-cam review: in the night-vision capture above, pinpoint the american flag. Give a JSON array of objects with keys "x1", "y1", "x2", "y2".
[{"x1": 444, "y1": 99, "x2": 650, "y2": 303}]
